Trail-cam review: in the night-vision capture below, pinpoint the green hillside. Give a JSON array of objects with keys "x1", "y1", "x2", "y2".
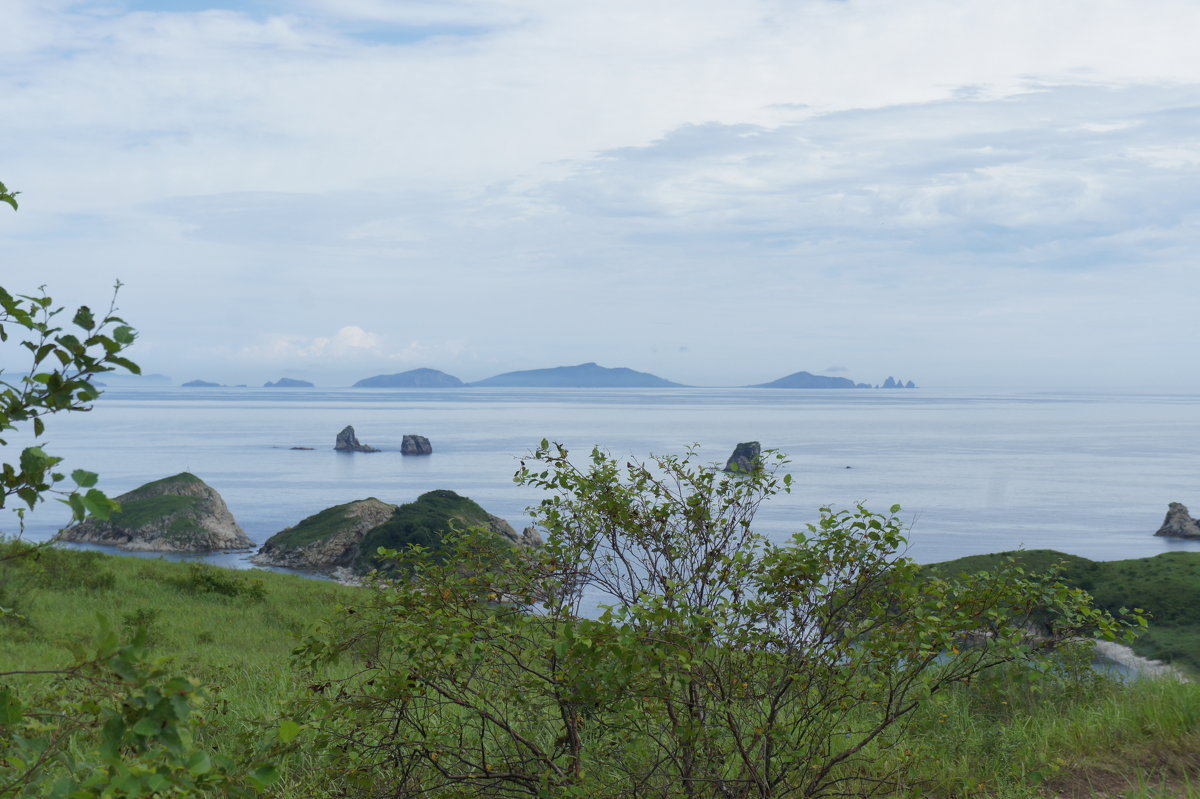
[{"x1": 926, "y1": 549, "x2": 1200, "y2": 670}]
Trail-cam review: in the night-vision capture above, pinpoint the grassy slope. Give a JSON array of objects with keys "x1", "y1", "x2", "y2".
[
  {"x1": 8, "y1": 543, "x2": 1200, "y2": 796},
  {"x1": 0, "y1": 543, "x2": 357, "y2": 713},
  {"x1": 265, "y1": 502, "x2": 356, "y2": 549},
  {"x1": 925, "y1": 549, "x2": 1200, "y2": 670}
]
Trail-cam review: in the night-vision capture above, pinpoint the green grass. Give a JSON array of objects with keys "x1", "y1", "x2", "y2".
[
  {"x1": 133, "y1": 471, "x2": 205, "y2": 493},
  {"x1": 266, "y1": 502, "x2": 357, "y2": 548},
  {"x1": 0, "y1": 540, "x2": 356, "y2": 693},
  {"x1": 107, "y1": 494, "x2": 200, "y2": 528},
  {"x1": 925, "y1": 549, "x2": 1200, "y2": 671},
  {"x1": 10, "y1": 542, "x2": 1200, "y2": 797}
]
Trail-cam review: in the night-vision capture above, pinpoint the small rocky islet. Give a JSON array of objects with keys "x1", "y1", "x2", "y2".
[
  {"x1": 54, "y1": 472, "x2": 253, "y2": 552},
  {"x1": 252, "y1": 490, "x2": 542, "y2": 576}
]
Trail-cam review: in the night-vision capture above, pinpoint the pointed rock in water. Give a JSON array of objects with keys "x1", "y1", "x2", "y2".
[
  {"x1": 335, "y1": 425, "x2": 379, "y2": 452},
  {"x1": 54, "y1": 472, "x2": 251, "y2": 552},
  {"x1": 723, "y1": 441, "x2": 763, "y2": 474},
  {"x1": 1155, "y1": 502, "x2": 1200, "y2": 539},
  {"x1": 252, "y1": 498, "x2": 399, "y2": 571},
  {"x1": 401, "y1": 434, "x2": 433, "y2": 455}
]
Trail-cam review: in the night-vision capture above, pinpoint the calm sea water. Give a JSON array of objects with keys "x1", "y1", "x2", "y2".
[{"x1": 8, "y1": 387, "x2": 1200, "y2": 571}]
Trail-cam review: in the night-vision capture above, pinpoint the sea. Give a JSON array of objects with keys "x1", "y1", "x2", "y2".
[{"x1": 8, "y1": 386, "x2": 1200, "y2": 575}]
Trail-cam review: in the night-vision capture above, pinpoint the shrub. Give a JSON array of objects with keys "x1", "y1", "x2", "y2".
[
  {"x1": 171, "y1": 563, "x2": 267, "y2": 601},
  {"x1": 296, "y1": 443, "x2": 1137, "y2": 799}
]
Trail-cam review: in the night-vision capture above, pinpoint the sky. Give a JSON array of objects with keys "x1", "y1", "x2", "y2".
[{"x1": 2, "y1": 0, "x2": 1199, "y2": 388}]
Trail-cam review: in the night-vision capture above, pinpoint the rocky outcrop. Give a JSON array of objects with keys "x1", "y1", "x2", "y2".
[
  {"x1": 1155, "y1": 502, "x2": 1200, "y2": 539},
  {"x1": 401, "y1": 434, "x2": 433, "y2": 455},
  {"x1": 253, "y1": 490, "x2": 538, "y2": 575},
  {"x1": 54, "y1": 473, "x2": 251, "y2": 552},
  {"x1": 354, "y1": 491, "x2": 535, "y2": 574},
  {"x1": 335, "y1": 425, "x2": 379, "y2": 452},
  {"x1": 252, "y1": 498, "x2": 399, "y2": 571},
  {"x1": 723, "y1": 442, "x2": 762, "y2": 474},
  {"x1": 504, "y1": 525, "x2": 545, "y2": 548}
]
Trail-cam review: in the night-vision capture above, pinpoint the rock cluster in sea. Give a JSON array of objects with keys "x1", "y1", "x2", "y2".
[
  {"x1": 54, "y1": 473, "x2": 252, "y2": 552},
  {"x1": 1154, "y1": 502, "x2": 1200, "y2": 539},
  {"x1": 335, "y1": 425, "x2": 379, "y2": 452}
]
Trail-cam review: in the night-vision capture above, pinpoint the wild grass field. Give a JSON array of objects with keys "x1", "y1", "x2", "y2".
[{"x1": 5, "y1": 540, "x2": 1200, "y2": 797}]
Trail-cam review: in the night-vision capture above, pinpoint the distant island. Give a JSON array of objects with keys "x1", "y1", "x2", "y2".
[
  {"x1": 470, "y1": 362, "x2": 685, "y2": 388},
  {"x1": 751, "y1": 371, "x2": 868, "y2": 389},
  {"x1": 752, "y1": 371, "x2": 918, "y2": 389},
  {"x1": 264, "y1": 377, "x2": 315, "y2": 388},
  {"x1": 353, "y1": 368, "x2": 464, "y2": 388},
  {"x1": 182, "y1": 379, "x2": 221, "y2": 387}
]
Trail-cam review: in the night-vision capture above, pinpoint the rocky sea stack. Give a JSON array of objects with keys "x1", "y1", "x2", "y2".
[
  {"x1": 254, "y1": 490, "x2": 541, "y2": 575},
  {"x1": 335, "y1": 425, "x2": 379, "y2": 452},
  {"x1": 1155, "y1": 502, "x2": 1200, "y2": 539},
  {"x1": 401, "y1": 434, "x2": 433, "y2": 455},
  {"x1": 54, "y1": 472, "x2": 251, "y2": 552},
  {"x1": 723, "y1": 441, "x2": 763, "y2": 474}
]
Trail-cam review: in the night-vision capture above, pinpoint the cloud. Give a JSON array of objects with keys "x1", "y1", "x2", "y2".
[
  {"x1": 233, "y1": 326, "x2": 382, "y2": 361},
  {"x1": 6, "y1": 1, "x2": 1200, "y2": 387}
]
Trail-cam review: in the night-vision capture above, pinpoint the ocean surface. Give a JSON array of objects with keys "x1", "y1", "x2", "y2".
[{"x1": 7, "y1": 386, "x2": 1200, "y2": 574}]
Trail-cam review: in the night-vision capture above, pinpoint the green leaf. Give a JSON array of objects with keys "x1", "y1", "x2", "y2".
[
  {"x1": 277, "y1": 718, "x2": 303, "y2": 743},
  {"x1": 248, "y1": 764, "x2": 281, "y2": 788},
  {"x1": 187, "y1": 750, "x2": 213, "y2": 775},
  {"x1": 72, "y1": 306, "x2": 95, "y2": 330},
  {"x1": 82, "y1": 488, "x2": 115, "y2": 519},
  {"x1": 106, "y1": 355, "x2": 141, "y2": 374},
  {"x1": 71, "y1": 468, "x2": 99, "y2": 488}
]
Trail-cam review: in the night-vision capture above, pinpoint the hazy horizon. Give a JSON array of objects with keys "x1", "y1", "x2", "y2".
[{"x1": 3, "y1": 1, "x2": 1200, "y2": 389}]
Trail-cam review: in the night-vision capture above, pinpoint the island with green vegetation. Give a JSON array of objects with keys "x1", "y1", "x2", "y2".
[
  {"x1": 53, "y1": 472, "x2": 253, "y2": 552},
  {"x1": 253, "y1": 489, "x2": 539, "y2": 576}
]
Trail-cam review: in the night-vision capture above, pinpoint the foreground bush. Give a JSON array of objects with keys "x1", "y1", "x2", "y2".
[{"x1": 297, "y1": 443, "x2": 1138, "y2": 798}]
